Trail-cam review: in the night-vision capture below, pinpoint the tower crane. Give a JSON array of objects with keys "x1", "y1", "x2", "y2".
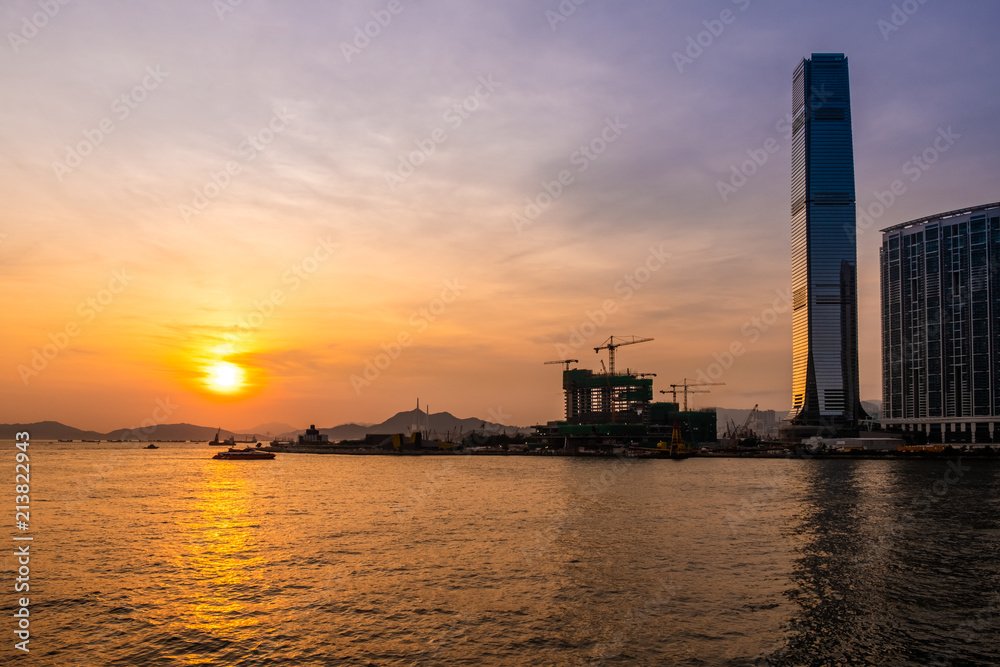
[
  {"x1": 660, "y1": 387, "x2": 711, "y2": 409},
  {"x1": 660, "y1": 378, "x2": 726, "y2": 411},
  {"x1": 593, "y1": 336, "x2": 653, "y2": 376},
  {"x1": 544, "y1": 359, "x2": 579, "y2": 371}
]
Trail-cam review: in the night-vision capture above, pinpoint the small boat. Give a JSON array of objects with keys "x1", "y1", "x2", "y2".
[
  {"x1": 213, "y1": 446, "x2": 276, "y2": 460},
  {"x1": 208, "y1": 428, "x2": 235, "y2": 446},
  {"x1": 145, "y1": 444, "x2": 159, "y2": 449}
]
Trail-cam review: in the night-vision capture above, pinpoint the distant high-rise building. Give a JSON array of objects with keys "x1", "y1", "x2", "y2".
[
  {"x1": 786, "y1": 53, "x2": 866, "y2": 432},
  {"x1": 881, "y1": 202, "x2": 1000, "y2": 444}
]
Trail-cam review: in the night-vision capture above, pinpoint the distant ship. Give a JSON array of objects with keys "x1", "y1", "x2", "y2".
[
  {"x1": 208, "y1": 428, "x2": 235, "y2": 447},
  {"x1": 144, "y1": 444, "x2": 159, "y2": 450},
  {"x1": 213, "y1": 447, "x2": 275, "y2": 460}
]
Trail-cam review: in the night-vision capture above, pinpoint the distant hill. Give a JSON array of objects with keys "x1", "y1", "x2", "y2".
[
  {"x1": 2, "y1": 409, "x2": 528, "y2": 444},
  {"x1": 236, "y1": 422, "x2": 299, "y2": 436},
  {"x1": 0, "y1": 421, "x2": 106, "y2": 440},
  {"x1": 280, "y1": 408, "x2": 529, "y2": 443},
  {"x1": 104, "y1": 423, "x2": 237, "y2": 442}
]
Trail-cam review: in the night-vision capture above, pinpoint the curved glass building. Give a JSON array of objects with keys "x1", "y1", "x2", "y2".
[
  {"x1": 787, "y1": 53, "x2": 866, "y2": 430},
  {"x1": 881, "y1": 202, "x2": 1000, "y2": 444}
]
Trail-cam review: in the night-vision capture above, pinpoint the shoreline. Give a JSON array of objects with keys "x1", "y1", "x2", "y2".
[
  {"x1": 257, "y1": 445, "x2": 1000, "y2": 460},
  {"x1": 17, "y1": 440, "x2": 1000, "y2": 460}
]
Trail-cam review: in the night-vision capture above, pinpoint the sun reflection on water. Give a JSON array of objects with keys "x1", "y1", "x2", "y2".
[{"x1": 166, "y1": 462, "x2": 271, "y2": 641}]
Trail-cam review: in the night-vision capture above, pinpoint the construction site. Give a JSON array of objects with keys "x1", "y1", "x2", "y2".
[{"x1": 529, "y1": 336, "x2": 718, "y2": 452}]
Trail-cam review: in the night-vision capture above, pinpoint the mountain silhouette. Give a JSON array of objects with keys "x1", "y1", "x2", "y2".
[{"x1": 2, "y1": 409, "x2": 525, "y2": 443}]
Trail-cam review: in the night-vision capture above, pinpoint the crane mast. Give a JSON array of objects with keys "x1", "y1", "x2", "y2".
[
  {"x1": 593, "y1": 336, "x2": 653, "y2": 376},
  {"x1": 544, "y1": 359, "x2": 579, "y2": 371},
  {"x1": 661, "y1": 378, "x2": 726, "y2": 411}
]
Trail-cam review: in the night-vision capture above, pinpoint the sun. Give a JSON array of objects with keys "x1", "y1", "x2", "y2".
[{"x1": 206, "y1": 361, "x2": 245, "y2": 393}]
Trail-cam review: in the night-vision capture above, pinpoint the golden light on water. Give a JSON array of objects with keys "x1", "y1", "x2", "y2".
[
  {"x1": 206, "y1": 361, "x2": 246, "y2": 393},
  {"x1": 167, "y1": 466, "x2": 269, "y2": 640}
]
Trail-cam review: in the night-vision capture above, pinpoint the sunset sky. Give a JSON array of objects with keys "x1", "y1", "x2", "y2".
[{"x1": 4, "y1": 0, "x2": 1000, "y2": 432}]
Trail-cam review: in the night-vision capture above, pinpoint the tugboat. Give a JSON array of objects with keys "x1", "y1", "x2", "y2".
[
  {"x1": 208, "y1": 428, "x2": 235, "y2": 447},
  {"x1": 212, "y1": 446, "x2": 276, "y2": 460}
]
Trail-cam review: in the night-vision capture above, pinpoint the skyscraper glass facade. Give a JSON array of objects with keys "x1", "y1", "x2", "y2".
[
  {"x1": 788, "y1": 53, "x2": 865, "y2": 426},
  {"x1": 881, "y1": 202, "x2": 1000, "y2": 443}
]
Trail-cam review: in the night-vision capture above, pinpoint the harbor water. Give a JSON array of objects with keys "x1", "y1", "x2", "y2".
[{"x1": 4, "y1": 441, "x2": 999, "y2": 665}]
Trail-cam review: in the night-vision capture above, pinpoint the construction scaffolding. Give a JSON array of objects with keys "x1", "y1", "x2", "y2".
[
  {"x1": 562, "y1": 369, "x2": 653, "y2": 424},
  {"x1": 531, "y1": 338, "x2": 717, "y2": 451}
]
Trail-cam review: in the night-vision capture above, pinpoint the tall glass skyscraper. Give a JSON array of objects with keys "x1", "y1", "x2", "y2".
[
  {"x1": 787, "y1": 53, "x2": 866, "y2": 429},
  {"x1": 881, "y1": 203, "x2": 1000, "y2": 444}
]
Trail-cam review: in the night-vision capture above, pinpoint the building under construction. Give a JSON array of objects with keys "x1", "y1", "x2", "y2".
[{"x1": 530, "y1": 337, "x2": 717, "y2": 452}]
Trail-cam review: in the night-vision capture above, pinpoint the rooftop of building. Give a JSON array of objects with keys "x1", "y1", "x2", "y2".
[
  {"x1": 809, "y1": 53, "x2": 846, "y2": 61},
  {"x1": 880, "y1": 201, "x2": 1000, "y2": 235}
]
